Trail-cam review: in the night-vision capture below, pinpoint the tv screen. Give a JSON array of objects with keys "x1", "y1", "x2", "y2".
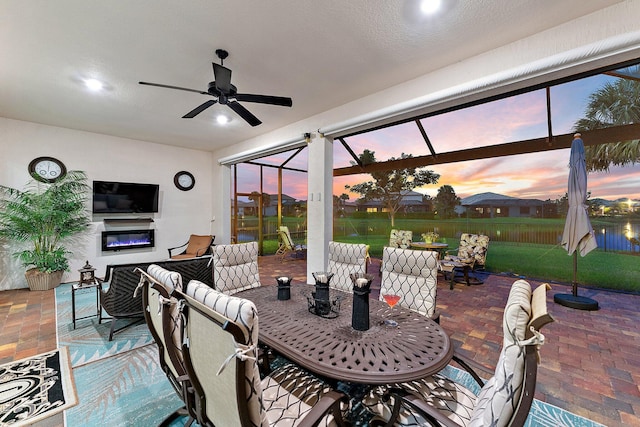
[{"x1": 93, "y1": 181, "x2": 159, "y2": 213}]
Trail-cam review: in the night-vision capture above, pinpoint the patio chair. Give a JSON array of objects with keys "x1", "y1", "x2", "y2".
[
  {"x1": 379, "y1": 247, "x2": 440, "y2": 322},
  {"x1": 168, "y1": 234, "x2": 214, "y2": 259},
  {"x1": 212, "y1": 241, "x2": 261, "y2": 295},
  {"x1": 389, "y1": 229, "x2": 413, "y2": 249},
  {"x1": 275, "y1": 225, "x2": 307, "y2": 261},
  {"x1": 136, "y1": 264, "x2": 194, "y2": 426},
  {"x1": 441, "y1": 233, "x2": 490, "y2": 289},
  {"x1": 365, "y1": 279, "x2": 554, "y2": 427},
  {"x1": 327, "y1": 241, "x2": 369, "y2": 293},
  {"x1": 175, "y1": 281, "x2": 348, "y2": 427}
]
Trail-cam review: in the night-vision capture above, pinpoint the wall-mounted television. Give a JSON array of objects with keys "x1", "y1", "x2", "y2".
[{"x1": 92, "y1": 181, "x2": 159, "y2": 213}]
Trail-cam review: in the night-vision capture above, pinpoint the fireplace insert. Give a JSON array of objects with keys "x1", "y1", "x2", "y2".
[{"x1": 101, "y1": 229, "x2": 155, "y2": 251}]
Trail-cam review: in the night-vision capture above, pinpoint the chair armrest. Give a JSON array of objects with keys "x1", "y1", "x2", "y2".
[
  {"x1": 296, "y1": 390, "x2": 348, "y2": 427},
  {"x1": 168, "y1": 241, "x2": 189, "y2": 258},
  {"x1": 398, "y1": 390, "x2": 461, "y2": 427},
  {"x1": 451, "y1": 354, "x2": 486, "y2": 387}
]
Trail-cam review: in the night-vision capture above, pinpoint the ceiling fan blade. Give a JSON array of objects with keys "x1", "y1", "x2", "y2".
[
  {"x1": 212, "y1": 63, "x2": 232, "y2": 93},
  {"x1": 182, "y1": 100, "x2": 218, "y2": 118},
  {"x1": 139, "y1": 81, "x2": 208, "y2": 95},
  {"x1": 227, "y1": 101, "x2": 261, "y2": 127},
  {"x1": 235, "y1": 93, "x2": 293, "y2": 107}
]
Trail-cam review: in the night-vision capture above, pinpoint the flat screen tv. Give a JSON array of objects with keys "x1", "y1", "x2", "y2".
[{"x1": 92, "y1": 181, "x2": 159, "y2": 213}]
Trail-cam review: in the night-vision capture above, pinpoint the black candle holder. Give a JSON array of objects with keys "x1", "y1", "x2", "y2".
[
  {"x1": 308, "y1": 272, "x2": 339, "y2": 317},
  {"x1": 350, "y1": 273, "x2": 373, "y2": 331},
  {"x1": 276, "y1": 276, "x2": 292, "y2": 300}
]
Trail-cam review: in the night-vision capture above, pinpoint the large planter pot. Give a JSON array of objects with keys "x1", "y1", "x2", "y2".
[{"x1": 25, "y1": 269, "x2": 64, "y2": 291}]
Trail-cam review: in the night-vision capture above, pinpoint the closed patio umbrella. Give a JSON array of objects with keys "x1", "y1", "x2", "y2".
[{"x1": 554, "y1": 133, "x2": 599, "y2": 310}]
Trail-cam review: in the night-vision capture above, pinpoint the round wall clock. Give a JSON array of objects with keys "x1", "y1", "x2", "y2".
[
  {"x1": 174, "y1": 171, "x2": 195, "y2": 191},
  {"x1": 28, "y1": 156, "x2": 67, "y2": 183}
]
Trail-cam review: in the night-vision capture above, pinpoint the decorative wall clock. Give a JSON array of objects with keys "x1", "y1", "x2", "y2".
[
  {"x1": 174, "y1": 171, "x2": 195, "y2": 191},
  {"x1": 28, "y1": 157, "x2": 67, "y2": 183}
]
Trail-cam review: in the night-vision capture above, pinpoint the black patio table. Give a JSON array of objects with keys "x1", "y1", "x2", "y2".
[{"x1": 237, "y1": 284, "x2": 452, "y2": 385}]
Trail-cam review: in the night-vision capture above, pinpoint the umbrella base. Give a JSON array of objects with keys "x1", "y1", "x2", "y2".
[{"x1": 554, "y1": 293, "x2": 599, "y2": 311}]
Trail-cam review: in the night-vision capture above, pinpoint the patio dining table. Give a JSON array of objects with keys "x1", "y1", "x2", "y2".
[{"x1": 237, "y1": 284, "x2": 453, "y2": 385}]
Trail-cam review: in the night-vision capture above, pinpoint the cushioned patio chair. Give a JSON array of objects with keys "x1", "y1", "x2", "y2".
[
  {"x1": 212, "y1": 241, "x2": 261, "y2": 295},
  {"x1": 175, "y1": 280, "x2": 348, "y2": 427},
  {"x1": 379, "y1": 247, "x2": 440, "y2": 323},
  {"x1": 365, "y1": 280, "x2": 554, "y2": 427},
  {"x1": 275, "y1": 225, "x2": 307, "y2": 262},
  {"x1": 327, "y1": 241, "x2": 369, "y2": 293},
  {"x1": 441, "y1": 233, "x2": 490, "y2": 289},
  {"x1": 389, "y1": 229, "x2": 413, "y2": 249},
  {"x1": 136, "y1": 265, "x2": 194, "y2": 426},
  {"x1": 168, "y1": 234, "x2": 214, "y2": 259}
]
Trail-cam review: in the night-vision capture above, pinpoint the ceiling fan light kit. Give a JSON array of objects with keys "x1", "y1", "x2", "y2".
[{"x1": 139, "y1": 49, "x2": 292, "y2": 127}]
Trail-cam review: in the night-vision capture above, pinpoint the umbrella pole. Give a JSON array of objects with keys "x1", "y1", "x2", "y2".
[
  {"x1": 572, "y1": 251, "x2": 578, "y2": 297},
  {"x1": 554, "y1": 249, "x2": 599, "y2": 310}
]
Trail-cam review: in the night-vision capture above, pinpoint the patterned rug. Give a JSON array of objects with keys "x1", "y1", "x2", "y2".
[
  {"x1": 0, "y1": 347, "x2": 77, "y2": 426},
  {"x1": 65, "y1": 344, "x2": 183, "y2": 426},
  {"x1": 55, "y1": 283, "x2": 153, "y2": 367}
]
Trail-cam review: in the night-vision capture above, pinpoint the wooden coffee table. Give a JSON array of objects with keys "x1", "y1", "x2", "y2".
[{"x1": 238, "y1": 284, "x2": 453, "y2": 385}]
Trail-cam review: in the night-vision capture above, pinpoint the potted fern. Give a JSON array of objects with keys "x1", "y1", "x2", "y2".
[{"x1": 0, "y1": 171, "x2": 91, "y2": 290}]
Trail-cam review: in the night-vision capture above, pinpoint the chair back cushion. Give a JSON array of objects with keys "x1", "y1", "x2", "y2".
[
  {"x1": 183, "y1": 280, "x2": 266, "y2": 427},
  {"x1": 145, "y1": 264, "x2": 184, "y2": 379},
  {"x1": 213, "y1": 242, "x2": 261, "y2": 295},
  {"x1": 389, "y1": 229, "x2": 413, "y2": 249},
  {"x1": 380, "y1": 247, "x2": 439, "y2": 318},
  {"x1": 457, "y1": 233, "x2": 490, "y2": 266},
  {"x1": 185, "y1": 234, "x2": 213, "y2": 256},
  {"x1": 327, "y1": 241, "x2": 368, "y2": 293},
  {"x1": 469, "y1": 279, "x2": 532, "y2": 427}
]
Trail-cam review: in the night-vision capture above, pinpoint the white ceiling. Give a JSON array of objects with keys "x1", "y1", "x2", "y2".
[{"x1": 0, "y1": 0, "x2": 623, "y2": 152}]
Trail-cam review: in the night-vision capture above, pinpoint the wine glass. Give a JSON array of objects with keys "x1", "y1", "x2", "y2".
[{"x1": 382, "y1": 294, "x2": 401, "y2": 327}]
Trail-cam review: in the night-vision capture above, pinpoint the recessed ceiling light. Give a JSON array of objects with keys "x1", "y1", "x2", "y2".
[
  {"x1": 420, "y1": 0, "x2": 441, "y2": 14},
  {"x1": 84, "y1": 78, "x2": 103, "y2": 91},
  {"x1": 216, "y1": 114, "x2": 230, "y2": 125}
]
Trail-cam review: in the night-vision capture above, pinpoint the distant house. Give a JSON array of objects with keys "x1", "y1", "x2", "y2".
[
  {"x1": 460, "y1": 192, "x2": 549, "y2": 218},
  {"x1": 237, "y1": 193, "x2": 305, "y2": 217},
  {"x1": 352, "y1": 190, "x2": 432, "y2": 213}
]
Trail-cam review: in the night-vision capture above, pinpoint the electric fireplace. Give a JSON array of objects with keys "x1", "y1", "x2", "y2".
[{"x1": 101, "y1": 229, "x2": 155, "y2": 251}]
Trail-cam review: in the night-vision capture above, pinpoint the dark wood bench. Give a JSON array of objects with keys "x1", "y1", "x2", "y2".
[{"x1": 99, "y1": 257, "x2": 212, "y2": 340}]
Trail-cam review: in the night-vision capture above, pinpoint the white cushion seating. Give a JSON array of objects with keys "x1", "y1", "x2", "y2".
[
  {"x1": 379, "y1": 247, "x2": 439, "y2": 319},
  {"x1": 213, "y1": 241, "x2": 261, "y2": 295},
  {"x1": 365, "y1": 279, "x2": 548, "y2": 427},
  {"x1": 182, "y1": 280, "x2": 346, "y2": 426}
]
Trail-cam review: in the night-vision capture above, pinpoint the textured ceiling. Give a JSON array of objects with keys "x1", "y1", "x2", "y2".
[{"x1": 0, "y1": 0, "x2": 623, "y2": 152}]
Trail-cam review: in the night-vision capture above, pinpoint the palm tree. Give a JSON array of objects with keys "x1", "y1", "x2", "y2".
[{"x1": 574, "y1": 74, "x2": 640, "y2": 172}]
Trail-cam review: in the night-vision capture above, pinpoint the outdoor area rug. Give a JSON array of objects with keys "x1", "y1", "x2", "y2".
[
  {"x1": 65, "y1": 344, "x2": 182, "y2": 426},
  {"x1": 55, "y1": 282, "x2": 153, "y2": 367},
  {"x1": 0, "y1": 347, "x2": 77, "y2": 426}
]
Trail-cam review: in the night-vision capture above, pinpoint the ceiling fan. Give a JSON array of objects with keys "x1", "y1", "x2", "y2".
[{"x1": 139, "y1": 49, "x2": 292, "y2": 127}]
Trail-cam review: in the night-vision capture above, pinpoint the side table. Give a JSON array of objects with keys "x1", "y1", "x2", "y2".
[{"x1": 71, "y1": 278, "x2": 102, "y2": 329}]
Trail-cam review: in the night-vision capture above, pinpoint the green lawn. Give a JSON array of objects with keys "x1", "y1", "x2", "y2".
[{"x1": 250, "y1": 216, "x2": 640, "y2": 293}]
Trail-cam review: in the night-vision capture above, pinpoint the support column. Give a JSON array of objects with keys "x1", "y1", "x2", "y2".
[{"x1": 306, "y1": 134, "x2": 333, "y2": 283}]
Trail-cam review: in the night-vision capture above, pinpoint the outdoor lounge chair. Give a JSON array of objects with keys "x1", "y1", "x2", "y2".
[
  {"x1": 389, "y1": 229, "x2": 413, "y2": 249},
  {"x1": 212, "y1": 241, "x2": 261, "y2": 295},
  {"x1": 379, "y1": 247, "x2": 440, "y2": 323},
  {"x1": 275, "y1": 225, "x2": 306, "y2": 261},
  {"x1": 136, "y1": 264, "x2": 195, "y2": 426},
  {"x1": 365, "y1": 279, "x2": 554, "y2": 427},
  {"x1": 175, "y1": 280, "x2": 348, "y2": 427},
  {"x1": 441, "y1": 233, "x2": 490, "y2": 289},
  {"x1": 327, "y1": 241, "x2": 369, "y2": 293},
  {"x1": 168, "y1": 234, "x2": 214, "y2": 259}
]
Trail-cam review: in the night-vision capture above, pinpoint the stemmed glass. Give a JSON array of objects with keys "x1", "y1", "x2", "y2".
[{"x1": 381, "y1": 294, "x2": 401, "y2": 327}]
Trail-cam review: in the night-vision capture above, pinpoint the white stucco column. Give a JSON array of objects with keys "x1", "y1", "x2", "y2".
[{"x1": 306, "y1": 134, "x2": 333, "y2": 283}]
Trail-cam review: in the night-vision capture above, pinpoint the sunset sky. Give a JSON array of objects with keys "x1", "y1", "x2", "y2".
[{"x1": 236, "y1": 71, "x2": 640, "y2": 204}]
